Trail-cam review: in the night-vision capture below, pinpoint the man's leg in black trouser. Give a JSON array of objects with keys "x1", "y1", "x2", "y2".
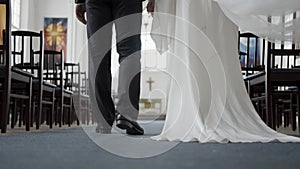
[
  {"x1": 86, "y1": 0, "x2": 115, "y2": 130},
  {"x1": 112, "y1": 0, "x2": 142, "y2": 121}
]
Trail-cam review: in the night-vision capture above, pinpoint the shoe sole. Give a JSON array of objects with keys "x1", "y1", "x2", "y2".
[{"x1": 116, "y1": 120, "x2": 144, "y2": 135}]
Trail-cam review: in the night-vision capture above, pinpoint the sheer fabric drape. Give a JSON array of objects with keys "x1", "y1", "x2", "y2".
[
  {"x1": 215, "y1": 0, "x2": 300, "y2": 43},
  {"x1": 150, "y1": 0, "x2": 300, "y2": 142}
]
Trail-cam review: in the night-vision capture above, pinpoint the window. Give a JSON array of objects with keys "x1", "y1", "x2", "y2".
[{"x1": 11, "y1": 0, "x2": 21, "y2": 29}]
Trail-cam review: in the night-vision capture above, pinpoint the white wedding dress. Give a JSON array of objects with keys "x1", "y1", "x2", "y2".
[{"x1": 150, "y1": 0, "x2": 300, "y2": 143}]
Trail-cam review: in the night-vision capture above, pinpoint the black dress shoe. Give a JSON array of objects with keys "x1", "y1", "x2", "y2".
[{"x1": 116, "y1": 114, "x2": 144, "y2": 135}]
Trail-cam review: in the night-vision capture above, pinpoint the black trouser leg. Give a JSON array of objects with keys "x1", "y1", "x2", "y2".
[
  {"x1": 86, "y1": 0, "x2": 142, "y2": 128},
  {"x1": 113, "y1": 0, "x2": 142, "y2": 121},
  {"x1": 87, "y1": 0, "x2": 115, "y2": 128}
]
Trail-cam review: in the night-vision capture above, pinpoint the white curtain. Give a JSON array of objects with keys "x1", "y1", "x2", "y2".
[{"x1": 150, "y1": 0, "x2": 300, "y2": 142}]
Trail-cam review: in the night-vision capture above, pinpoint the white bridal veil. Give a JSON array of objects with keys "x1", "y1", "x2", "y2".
[{"x1": 150, "y1": 0, "x2": 300, "y2": 142}]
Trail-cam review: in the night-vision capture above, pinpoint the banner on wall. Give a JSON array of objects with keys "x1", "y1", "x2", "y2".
[{"x1": 44, "y1": 17, "x2": 68, "y2": 66}]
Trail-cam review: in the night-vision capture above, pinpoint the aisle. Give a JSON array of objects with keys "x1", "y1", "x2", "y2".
[{"x1": 0, "y1": 121, "x2": 300, "y2": 169}]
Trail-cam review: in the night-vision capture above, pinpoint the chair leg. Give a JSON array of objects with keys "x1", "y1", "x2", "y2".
[
  {"x1": 275, "y1": 103, "x2": 280, "y2": 128},
  {"x1": 62, "y1": 107, "x2": 65, "y2": 126},
  {"x1": 54, "y1": 100, "x2": 58, "y2": 126},
  {"x1": 278, "y1": 105, "x2": 282, "y2": 127},
  {"x1": 49, "y1": 108, "x2": 52, "y2": 129},
  {"x1": 284, "y1": 111, "x2": 288, "y2": 127},
  {"x1": 36, "y1": 94, "x2": 42, "y2": 130},
  {"x1": 1, "y1": 80, "x2": 10, "y2": 133},
  {"x1": 72, "y1": 98, "x2": 76, "y2": 126},
  {"x1": 19, "y1": 100, "x2": 24, "y2": 127},
  {"x1": 86, "y1": 100, "x2": 90, "y2": 125},
  {"x1": 25, "y1": 81, "x2": 32, "y2": 131},
  {"x1": 50, "y1": 91, "x2": 55, "y2": 129},
  {"x1": 271, "y1": 94, "x2": 276, "y2": 129},
  {"x1": 77, "y1": 97, "x2": 80, "y2": 126},
  {"x1": 59, "y1": 98, "x2": 63, "y2": 127},
  {"x1": 68, "y1": 98, "x2": 72, "y2": 127},
  {"x1": 30, "y1": 100, "x2": 35, "y2": 127},
  {"x1": 0, "y1": 97, "x2": 1, "y2": 130},
  {"x1": 60, "y1": 107, "x2": 63, "y2": 127},
  {"x1": 11, "y1": 98, "x2": 17, "y2": 129},
  {"x1": 289, "y1": 94, "x2": 295, "y2": 130},
  {"x1": 0, "y1": 99, "x2": 2, "y2": 130},
  {"x1": 59, "y1": 106, "x2": 62, "y2": 127},
  {"x1": 25, "y1": 100, "x2": 30, "y2": 131},
  {"x1": 76, "y1": 101, "x2": 80, "y2": 126},
  {"x1": 257, "y1": 100, "x2": 261, "y2": 119},
  {"x1": 292, "y1": 108, "x2": 297, "y2": 131},
  {"x1": 68, "y1": 107, "x2": 71, "y2": 127},
  {"x1": 297, "y1": 92, "x2": 300, "y2": 133}
]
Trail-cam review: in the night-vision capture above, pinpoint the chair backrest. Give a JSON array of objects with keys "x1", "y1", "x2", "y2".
[
  {"x1": 239, "y1": 32, "x2": 266, "y2": 76},
  {"x1": 43, "y1": 50, "x2": 64, "y2": 87},
  {"x1": 265, "y1": 42, "x2": 300, "y2": 92},
  {"x1": 267, "y1": 42, "x2": 300, "y2": 69},
  {"x1": 11, "y1": 30, "x2": 44, "y2": 80}
]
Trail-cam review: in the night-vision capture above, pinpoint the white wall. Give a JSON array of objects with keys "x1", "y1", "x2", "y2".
[
  {"x1": 20, "y1": 0, "x2": 169, "y2": 116},
  {"x1": 21, "y1": 0, "x2": 88, "y2": 72}
]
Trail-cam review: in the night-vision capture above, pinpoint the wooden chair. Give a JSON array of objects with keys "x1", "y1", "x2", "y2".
[
  {"x1": 243, "y1": 42, "x2": 300, "y2": 132},
  {"x1": 265, "y1": 43, "x2": 300, "y2": 131},
  {"x1": 11, "y1": 30, "x2": 57, "y2": 130},
  {"x1": 239, "y1": 32, "x2": 267, "y2": 121},
  {"x1": 46, "y1": 51, "x2": 73, "y2": 127},
  {"x1": 0, "y1": 0, "x2": 33, "y2": 133},
  {"x1": 64, "y1": 63, "x2": 82, "y2": 125}
]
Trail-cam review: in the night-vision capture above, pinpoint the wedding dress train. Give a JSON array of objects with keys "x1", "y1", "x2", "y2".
[{"x1": 150, "y1": 0, "x2": 300, "y2": 142}]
